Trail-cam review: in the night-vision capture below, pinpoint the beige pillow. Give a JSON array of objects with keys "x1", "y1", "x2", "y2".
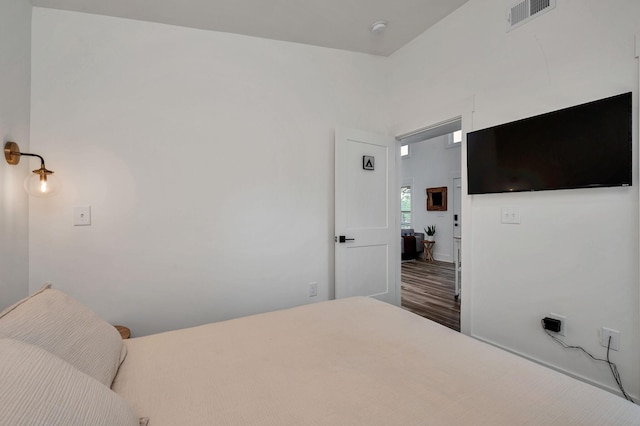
[
  {"x1": 0, "y1": 284, "x2": 124, "y2": 386},
  {"x1": 0, "y1": 339, "x2": 144, "y2": 426}
]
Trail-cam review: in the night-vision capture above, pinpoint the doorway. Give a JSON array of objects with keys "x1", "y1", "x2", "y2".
[{"x1": 397, "y1": 119, "x2": 462, "y2": 331}]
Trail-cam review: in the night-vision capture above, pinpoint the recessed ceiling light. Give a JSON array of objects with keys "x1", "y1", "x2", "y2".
[{"x1": 370, "y1": 21, "x2": 387, "y2": 35}]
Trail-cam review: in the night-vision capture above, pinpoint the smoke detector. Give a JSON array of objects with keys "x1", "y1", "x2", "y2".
[{"x1": 370, "y1": 21, "x2": 387, "y2": 35}]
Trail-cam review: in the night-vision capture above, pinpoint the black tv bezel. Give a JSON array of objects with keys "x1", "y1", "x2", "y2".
[{"x1": 466, "y1": 92, "x2": 632, "y2": 195}]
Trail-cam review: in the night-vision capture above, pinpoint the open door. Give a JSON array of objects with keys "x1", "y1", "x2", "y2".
[{"x1": 335, "y1": 128, "x2": 398, "y2": 305}]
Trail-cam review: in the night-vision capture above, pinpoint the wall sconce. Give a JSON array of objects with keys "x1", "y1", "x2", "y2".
[{"x1": 4, "y1": 142, "x2": 58, "y2": 197}]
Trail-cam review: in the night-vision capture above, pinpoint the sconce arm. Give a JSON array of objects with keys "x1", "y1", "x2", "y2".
[
  {"x1": 4, "y1": 141, "x2": 49, "y2": 170},
  {"x1": 15, "y1": 151, "x2": 47, "y2": 168}
]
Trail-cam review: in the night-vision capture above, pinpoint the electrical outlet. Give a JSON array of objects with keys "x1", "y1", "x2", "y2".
[
  {"x1": 601, "y1": 327, "x2": 620, "y2": 351},
  {"x1": 308, "y1": 282, "x2": 318, "y2": 297},
  {"x1": 547, "y1": 313, "x2": 566, "y2": 336}
]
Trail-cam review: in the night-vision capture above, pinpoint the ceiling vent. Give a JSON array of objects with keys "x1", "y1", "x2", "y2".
[{"x1": 507, "y1": 0, "x2": 556, "y2": 32}]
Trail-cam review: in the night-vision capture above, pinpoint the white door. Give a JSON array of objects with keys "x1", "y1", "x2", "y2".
[
  {"x1": 453, "y1": 177, "x2": 462, "y2": 238},
  {"x1": 335, "y1": 128, "x2": 398, "y2": 305},
  {"x1": 452, "y1": 177, "x2": 462, "y2": 298}
]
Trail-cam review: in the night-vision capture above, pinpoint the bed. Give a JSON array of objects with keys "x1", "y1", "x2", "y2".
[{"x1": 1, "y1": 285, "x2": 639, "y2": 425}]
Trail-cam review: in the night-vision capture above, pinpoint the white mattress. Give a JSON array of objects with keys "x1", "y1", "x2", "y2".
[{"x1": 112, "y1": 297, "x2": 640, "y2": 425}]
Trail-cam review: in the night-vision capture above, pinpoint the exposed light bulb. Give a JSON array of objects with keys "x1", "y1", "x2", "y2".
[{"x1": 25, "y1": 168, "x2": 58, "y2": 198}]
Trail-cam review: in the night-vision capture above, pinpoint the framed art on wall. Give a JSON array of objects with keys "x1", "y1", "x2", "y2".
[{"x1": 426, "y1": 187, "x2": 447, "y2": 211}]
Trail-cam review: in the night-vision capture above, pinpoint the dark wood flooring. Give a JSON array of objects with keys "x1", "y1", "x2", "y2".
[{"x1": 401, "y1": 260, "x2": 460, "y2": 331}]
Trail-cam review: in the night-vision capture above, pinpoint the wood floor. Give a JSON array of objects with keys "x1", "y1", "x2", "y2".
[{"x1": 401, "y1": 259, "x2": 460, "y2": 331}]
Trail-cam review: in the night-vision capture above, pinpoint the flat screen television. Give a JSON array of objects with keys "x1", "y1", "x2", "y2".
[{"x1": 467, "y1": 92, "x2": 632, "y2": 194}]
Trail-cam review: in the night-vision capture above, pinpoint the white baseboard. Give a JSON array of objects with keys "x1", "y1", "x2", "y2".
[
  {"x1": 433, "y1": 253, "x2": 452, "y2": 262},
  {"x1": 471, "y1": 334, "x2": 637, "y2": 401}
]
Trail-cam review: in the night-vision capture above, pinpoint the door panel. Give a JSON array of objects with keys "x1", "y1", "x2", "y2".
[
  {"x1": 335, "y1": 128, "x2": 397, "y2": 305},
  {"x1": 345, "y1": 245, "x2": 389, "y2": 297},
  {"x1": 347, "y1": 141, "x2": 388, "y2": 228}
]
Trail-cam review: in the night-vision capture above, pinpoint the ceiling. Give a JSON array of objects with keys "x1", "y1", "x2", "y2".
[{"x1": 30, "y1": 0, "x2": 470, "y2": 56}]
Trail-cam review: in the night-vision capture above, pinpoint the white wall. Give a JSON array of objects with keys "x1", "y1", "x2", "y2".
[
  {"x1": 0, "y1": 0, "x2": 31, "y2": 310},
  {"x1": 26, "y1": 0, "x2": 640, "y2": 398},
  {"x1": 389, "y1": 0, "x2": 640, "y2": 397},
  {"x1": 401, "y1": 135, "x2": 460, "y2": 261},
  {"x1": 29, "y1": 8, "x2": 389, "y2": 336}
]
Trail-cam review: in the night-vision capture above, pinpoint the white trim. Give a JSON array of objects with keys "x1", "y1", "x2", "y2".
[
  {"x1": 397, "y1": 117, "x2": 462, "y2": 146},
  {"x1": 393, "y1": 96, "x2": 474, "y2": 336},
  {"x1": 433, "y1": 253, "x2": 452, "y2": 262},
  {"x1": 400, "y1": 179, "x2": 414, "y2": 229},
  {"x1": 636, "y1": 31, "x2": 640, "y2": 398},
  {"x1": 394, "y1": 138, "x2": 402, "y2": 307},
  {"x1": 396, "y1": 117, "x2": 462, "y2": 141},
  {"x1": 472, "y1": 334, "x2": 637, "y2": 401}
]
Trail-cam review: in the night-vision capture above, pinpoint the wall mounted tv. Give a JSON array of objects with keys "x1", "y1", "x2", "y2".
[{"x1": 467, "y1": 92, "x2": 632, "y2": 194}]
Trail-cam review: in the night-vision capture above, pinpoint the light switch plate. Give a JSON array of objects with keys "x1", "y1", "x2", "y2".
[
  {"x1": 501, "y1": 207, "x2": 521, "y2": 224},
  {"x1": 74, "y1": 206, "x2": 91, "y2": 226}
]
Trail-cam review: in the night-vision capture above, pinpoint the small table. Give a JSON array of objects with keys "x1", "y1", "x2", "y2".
[
  {"x1": 422, "y1": 240, "x2": 435, "y2": 262},
  {"x1": 114, "y1": 325, "x2": 131, "y2": 339}
]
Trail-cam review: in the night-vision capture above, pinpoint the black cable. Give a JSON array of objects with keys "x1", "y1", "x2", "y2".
[
  {"x1": 540, "y1": 320, "x2": 634, "y2": 403},
  {"x1": 605, "y1": 335, "x2": 633, "y2": 402}
]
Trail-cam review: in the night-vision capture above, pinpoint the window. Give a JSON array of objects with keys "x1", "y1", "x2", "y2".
[
  {"x1": 446, "y1": 130, "x2": 463, "y2": 148},
  {"x1": 401, "y1": 144, "x2": 410, "y2": 157},
  {"x1": 401, "y1": 185, "x2": 412, "y2": 229}
]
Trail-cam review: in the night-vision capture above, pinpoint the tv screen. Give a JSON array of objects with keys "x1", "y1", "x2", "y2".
[{"x1": 467, "y1": 92, "x2": 632, "y2": 194}]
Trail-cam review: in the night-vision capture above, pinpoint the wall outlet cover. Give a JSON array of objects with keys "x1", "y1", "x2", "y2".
[
  {"x1": 601, "y1": 327, "x2": 620, "y2": 351},
  {"x1": 308, "y1": 282, "x2": 318, "y2": 297}
]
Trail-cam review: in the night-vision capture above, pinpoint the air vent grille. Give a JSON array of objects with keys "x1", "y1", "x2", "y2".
[
  {"x1": 507, "y1": 0, "x2": 555, "y2": 32},
  {"x1": 510, "y1": 1, "x2": 529, "y2": 26},
  {"x1": 530, "y1": 0, "x2": 551, "y2": 15}
]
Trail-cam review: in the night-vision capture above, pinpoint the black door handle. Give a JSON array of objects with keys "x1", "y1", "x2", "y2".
[{"x1": 338, "y1": 235, "x2": 355, "y2": 243}]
